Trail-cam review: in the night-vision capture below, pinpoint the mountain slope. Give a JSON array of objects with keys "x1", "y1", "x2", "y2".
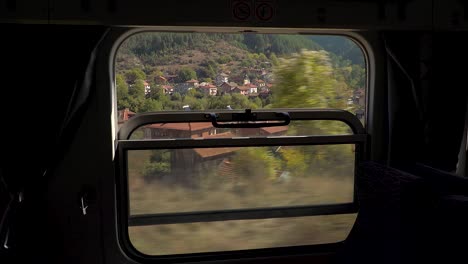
[{"x1": 309, "y1": 35, "x2": 365, "y2": 66}]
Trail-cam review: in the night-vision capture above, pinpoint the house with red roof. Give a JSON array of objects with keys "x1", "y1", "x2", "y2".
[
  {"x1": 198, "y1": 83, "x2": 218, "y2": 96},
  {"x1": 186, "y1": 79, "x2": 200, "y2": 87},
  {"x1": 144, "y1": 122, "x2": 215, "y2": 139}
]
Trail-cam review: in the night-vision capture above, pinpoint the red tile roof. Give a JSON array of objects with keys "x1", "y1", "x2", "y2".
[
  {"x1": 237, "y1": 86, "x2": 250, "y2": 91},
  {"x1": 194, "y1": 147, "x2": 240, "y2": 158},
  {"x1": 186, "y1": 79, "x2": 199, "y2": 83}
]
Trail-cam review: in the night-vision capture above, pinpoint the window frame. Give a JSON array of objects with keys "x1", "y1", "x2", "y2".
[
  {"x1": 100, "y1": 27, "x2": 377, "y2": 263},
  {"x1": 117, "y1": 109, "x2": 366, "y2": 261}
]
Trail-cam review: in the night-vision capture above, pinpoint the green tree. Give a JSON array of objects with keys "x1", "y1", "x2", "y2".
[
  {"x1": 148, "y1": 85, "x2": 164, "y2": 100},
  {"x1": 140, "y1": 99, "x2": 163, "y2": 112},
  {"x1": 250, "y1": 97, "x2": 262, "y2": 108},
  {"x1": 126, "y1": 96, "x2": 145, "y2": 113},
  {"x1": 171, "y1": 92, "x2": 182, "y2": 101},
  {"x1": 349, "y1": 64, "x2": 365, "y2": 89},
  {"x1": 143, "y1": 150, "x2": 171, "y2": 182},
  {"x1": 129, "y1": 79, "x2": 146, "y2": 98},
  {"x1": 116, "y1": 74, "x2": 131, "y2": 110},
  {"x1": 186, "y1": 88, "x2": 204, "y2": 99},
  {"x1": 116, "y1": 74, "x2": 128, "y2": 98},
  {"x1": 231, "y1": 148, "x2": 279, "y2": 187},
  {"x1": 207, "y1": 94, "x2": 233, "y2": 109},
  {"x1": 183, "y1": 95, "x2": 206, "y2": 110},
  {"x1": 269, "y1": 53, "x2": 279, "y2": 66},
  {"x1": 177, "y1": 67, "x2": 197, "y2": 82},
  {"x1": 278, "y1": 148, "x2": 307, "y2": 177},
  {"x1": 230, "y1": 93, "x2": 258, "y2": 109},
  {"x1": 125, "y1": 68, "x2": 146, "y2": 84},
  {"x1": 272, "y1": 49, "x2": 346, "y2": 109},
  {"x1": 148, "y1": 68, "x2": 164, "y2": 83},
  {"x1": 271, "y1": 49, "x2": 352, "y2": 170}
]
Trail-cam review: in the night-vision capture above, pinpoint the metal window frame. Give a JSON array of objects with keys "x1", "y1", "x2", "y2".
[{"x1": 116, "y1": 109, "x2": 367, "y2": 260}]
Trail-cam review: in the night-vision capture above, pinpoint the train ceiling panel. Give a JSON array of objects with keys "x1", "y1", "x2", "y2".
[{"x1": 0, "y1": 0, "x2": 466, "y2": 30}]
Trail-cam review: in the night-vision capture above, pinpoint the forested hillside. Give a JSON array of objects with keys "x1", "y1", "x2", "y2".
[
  {"x1": 309, "y1": 35, "x2": 365, "y2": 67},
  {"x1": 115, "y1": 33, "x2": 366, "y2": 115}
]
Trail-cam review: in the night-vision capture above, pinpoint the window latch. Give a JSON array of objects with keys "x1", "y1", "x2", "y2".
[
  {"x1": 77, "y1": 185, "x2": 95, "y2": 216},
  {"x1": 208, "y1": 109, "x2": 290, "y2": 128},
  {"x1": 80, "y1": 196, "x2": 88, "y2": 216}
]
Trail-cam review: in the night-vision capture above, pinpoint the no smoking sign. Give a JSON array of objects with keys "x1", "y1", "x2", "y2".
[{"x1": 231, "y1": 0, "x2": 276, "y2": 22}]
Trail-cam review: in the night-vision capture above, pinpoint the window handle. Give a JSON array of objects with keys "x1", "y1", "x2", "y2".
[{"x1": 208, "y1": 109, "x2": 290, "y2": 128}]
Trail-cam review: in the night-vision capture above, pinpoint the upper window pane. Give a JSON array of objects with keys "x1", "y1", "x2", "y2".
[{"x1": 115, "y1": 32, "x2": 366, "y2": 127}]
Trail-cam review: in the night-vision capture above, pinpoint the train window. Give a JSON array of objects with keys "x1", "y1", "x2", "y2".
[
  {"x1": 116, "y1": 32, "x2": 366, "y2": 123},
  {"x1": 115, "y1": 31, "x2": 367, "y2": 258}
]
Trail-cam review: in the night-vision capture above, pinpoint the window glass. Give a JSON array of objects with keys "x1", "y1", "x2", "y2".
[
  {"x1": 116, "y1": 33, "x2": 366, "y2": 124},
  {"x1": 128, "y1": 144, "x2": 354, "y2": 215},
  {"x1": 129, "y1": 120, "x2": 353, "y2": 140},
  {"x1": 130, "y1": 214, "x2": 357, "y2": 255}
]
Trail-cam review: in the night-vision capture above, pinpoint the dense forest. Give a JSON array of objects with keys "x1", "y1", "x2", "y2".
[{"x1": 309, "y1": 35, "x2": 365, "y2": 66}]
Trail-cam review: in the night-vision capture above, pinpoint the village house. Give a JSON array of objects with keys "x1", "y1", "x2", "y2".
[
  {"x1": 173, "y1": 79, "x2": 199, "y2": 95},
  {"x1": 143, "y1": 81, "x2": 151, "y2": 95},
  {"x1": 161, "y1": 85, "x2": 174, "y2": 95},
  {"x1": 144, "y1": 122, "x2": 215, "y2": 139},
  {"x1": 247, "y1": 83, "x2": 258, "y2": 94},
  {"x1": 232, "y1": 86, "x2": 250, "y2": 95},
  {"x1": 232, "y1": 83, "x2": 257, "y2": 96},
  {"x1": 171, "y1": 132, "x2": 240, "y2": 188},
  {"x1": 243, "y1": 74, "x2": 251, "y2": 85},
  {"x1": 198, "y1": 83, "x2": 218, "y2": 96},
  {"x1": 186, "y1": 79, "x2": 200, "y2": 87},
  {"x1": 254, "y1": 79, "x2": 266, "y2": 88},
  {"x1": 215, "y1": 73, "x2": 229, "y2": 85},
  {"x1": 219, "y1": 82, "x2": 238, "y2": 94}
]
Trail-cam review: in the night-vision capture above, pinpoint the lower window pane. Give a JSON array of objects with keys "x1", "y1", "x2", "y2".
[
  {"x1": 127, "y1": 144, "x2": 356, "y2": 255},
  {"x1": 128, "y1": 144, "x2": 355, "y2": 215},
  {"x1": 129, "y1": 214, "x2": 357, "y2": 255}
]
